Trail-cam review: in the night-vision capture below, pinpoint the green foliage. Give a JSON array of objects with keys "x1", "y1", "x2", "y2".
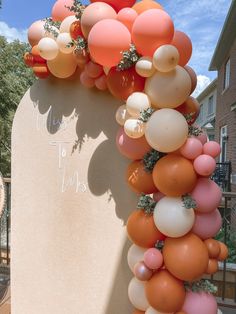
[
  {"x1": 0, "y1": 36, "x2": 35, "y2": 176},
  {"x1": 137, "y1": 194, "x2": 156, "y2": 215}
]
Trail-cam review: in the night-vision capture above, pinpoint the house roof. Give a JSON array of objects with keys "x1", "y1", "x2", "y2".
[
  {"x1": 197, "y1": 78, "x2": 217, "y2": 102},
  {"x1": 209, "y1": 1, "x2": 236, "y2": 71}
]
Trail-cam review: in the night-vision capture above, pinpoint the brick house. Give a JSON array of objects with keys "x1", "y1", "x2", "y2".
[{"x1": 209, "y1": 1, "x2": 236, "y2": 191}]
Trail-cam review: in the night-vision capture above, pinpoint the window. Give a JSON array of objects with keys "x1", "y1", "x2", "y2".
[
  {"x1": 199, "y1": 104, "x2": 204, "y2": 121},
  {"x1": 220, "y1": 125, "x2": 228, "y2": 162},
  {"x1": 208, "y1": 96, "x2": 214, "y2": 115},
  {"x1": 208, "y1": 134, "x2": 215, "y2": 141},
  {"x1": 224, "y1": 58, "x2": 230, "y2": 90}
]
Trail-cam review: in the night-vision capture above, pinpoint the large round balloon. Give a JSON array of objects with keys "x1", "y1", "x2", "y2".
[
  {"x1": 132, "y1": 9, "x2": 174, "y2": 57},
  {"x1": 107, "y1": 67, "x2": 145, "y2": 100},
  {"x1": 153, "y1": 197, "x2": 195, "y2": 237},
  {"x1": 145, "y1": 270, "x2": 185, "y2": 313},
  {"x1": 145, "y1": 109, "x2": 189, "y2": 153},
  {"x1": 145, "y1": 65, "x2": 191, "y2": 108},
  {"x1": 171, "y1": 31, "x2": 192, "y2": 67},
  {"x1": 90, "y1": 0, "x2": 136, "y2": 12},
  {"x1": 182, "y1": 292, "x2": 217, "y2": 314},
  {"x1": 47, "y1": 51, "x2": 77, "y2": 78},
  {"x1": 152, "y1": 155, "x2": 197, "y2": 196},
  {"x1": 128, "y1": 244, "x2": 147, "y2": 272},
  {"x1": 28, "y1": 20, "x2": 45, "y2": 47},
  {"x1": 127, "y1": 209, "x2": 165, "y2": 248},
  {"x1": 132, "y1": 1, "x2": 163, "y2": 15},
  {"x1": 52, "y1": 0, "x2": 75, "y2": 22},
  {"x1": 163, "y1": 233, "x2": 209, "y2": 281},
  {"x1": 81, "y1": 2, "x2": 117, "y2": 38},
  {"x1": 128, "y1": 278, "x2": 149, "y2": 311}
]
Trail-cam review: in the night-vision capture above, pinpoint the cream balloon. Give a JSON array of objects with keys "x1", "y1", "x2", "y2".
[
  {"x1": 127, "y1": 244, "x2": 146, "y2": 272},
  {"x1": 135, "y1": 57, "x2": 156, "y2": 78},
  {"x1": 47, "y1": 51, "x2": 77, "y2": 78},
  {"x1": 128, "y1": 277, "x2": 149, "y2": 311},
  {"x1": 115, "y1": 105, "x2": 131, "y2": 126},
  {"x1": 60, "y1": 15, "x2": 77, "y2": 33},
  {"x1": 57, "y1": 33, "x2": 74, "y2": 54},
  {"x1": 153, "y1": 45, "x2": 179, "y2": 73},
  {"x1": 145, "y1": 65, "x2": 191, "y2": 109},
  {"x1": 38, "y1": 37, "x2": 59, "y2": 60},
  {"x1": 145, "y1": 109, "x2": 188, "y2": 152},
  {"x1": 146, "y1": 307, "x2": 173, "y2": 314},
  {"x1": 124, "y1": 118, "x2": 145, "y2": 139},
  {"x1": 126, "y1": 92, "x2": 151, "y2": 118},
  {"x1": 153, "y1": 197, "x2": 195, "y2": 238}
]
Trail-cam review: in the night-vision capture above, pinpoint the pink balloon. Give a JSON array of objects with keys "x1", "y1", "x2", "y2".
[
  {"x1": 182, "y1": 291, "x2": 217, "y2": 314},
  {"x1": 85, "y1": 61, "x2": 104, "y2": 78},
  {"x1": 153, "y1": 192, "x2": 165, "y2": 202},
  {"x1": 80, "y1": 71, "x2": 95, "y2": 88},
  {"x1": 95, "y1": 75, "x2": 108, "y2": 91},
  {"x1": 144, "y1": 248, "x2": 163, "y2": 270},
  {"x1": 203, "y1": 141, "x2": 221, "y2": 158},
  {"x1": 117, "y1": 8, "x2": 138, "y2": 32},
  {"x1": 88, "y1": 19, "x2": 131, "y2": 67},
  {"x1": 27, "y1": 20, "x2": 45, "y2": 47},
  {"x1": 180, "y1": 138, "x2": 203, "y2": 160},
  {"x1": 193, "y1": 154, "x2": 216, "y2": 177},
  {"x1": 191, "y1": 178, "x2": 222, "y2": 213},
  {"x1": 191, "y1": 209, "x2": 222, "y2": 240},
  {"x1": 52, "y1": 0, "x2": 75, "y2": 22},
  {"x1": 133, "y1": 261, "x2": 153, "y2": 281},
  {"x1": 116, "y1": 127, "x2": 151, "y2": 160}
]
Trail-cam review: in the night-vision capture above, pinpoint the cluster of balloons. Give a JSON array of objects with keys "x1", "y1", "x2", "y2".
[{"x1": 24, "y1": 1, "x2": 229, "y2": 313}]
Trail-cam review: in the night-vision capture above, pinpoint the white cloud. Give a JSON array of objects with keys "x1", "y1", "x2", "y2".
[
  {"x1": 0, "y1": 21, "x2": 27, "y2": 42},
  {"x1": 192, "y1": 75, "x2": 212, "y2": 98}
]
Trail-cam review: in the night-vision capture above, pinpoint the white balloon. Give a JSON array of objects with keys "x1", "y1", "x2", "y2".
[
  {"x1": 126, "y1": 92, "x2": 151, "y2": 118},
  {"x1": 128, "y1": 277, "x2": 149, "y2": 311},
  {"x1": 38, "y1": 37, "x2": 59, "y2": 60},
  {"x1": 124, "y1": 118, "x2": 145, "y2": 139},
  {"x1": 115, "y1": 105, "x2": 131, "y2": 126},
  {"x1": 153, "y1": 45, "x2": 179, "y2": 73},
  {"x1": 153, "y1": 197, "x2": 195, "y2": 238},
  {"x1": 145, "y1": 109, "x2": 188, "y2": 153},
  {"x1": 60, "y1": 16, "x2": 77, "y2": 33},
  {"x1": 57, "y1": 33, "x2": 74, "y2": 54},
  {"x1": 135, "y1": 57, "x2": 156, "y2": 78},
  {"x1": 127, "y1": 244, "x2": 146, "y2": 272},
  {"x1": 146, "y1": 307, "x2": 173, "y2": 314}
]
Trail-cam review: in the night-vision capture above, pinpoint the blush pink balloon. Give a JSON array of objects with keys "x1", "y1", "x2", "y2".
[
  {"x1": 27, "y1": 20, "x2": 45, "y2": 47},
  {"x1": 193, "y1": 154, "x2": 216, "y2": 177},
  {"x1": 116, "y1": 127, "x2": 151, "y2": 160},
  {"x1": 144, "y1": 248, "x2": 163, "y2": 270},
  {"x1": 182, "y1": 291, "x2": 217, "y2": 314},
  {"x1": 85, "y1": 61, "x2": 104, "y2": 78},
  {"x1": 180, "y1": 138, "x2": 203, "y2": 160},
  {"x1": 134, "y1": 261, "x2": 153, "y2": 281},
  {"x1": 191, "y1": 178, "x2": 222, "y2": 213},
  {"x1": 80, "y1": 71, "x2": 95, "y2": 88},
  {"x1": 203, "y1": 141, "x2": 221, "y2": 158},
  {"x1": 117, "y1": 8, "x2": 138, "y2": 32},
  {"x1": 95, "y1": 75, "x2": 108, "y2": 91},
  {"x1": 153, "y1": 192, "x2": 165, "y2": 202},
  {"x1": 191, "y1": 209, "x2": 222, "y2": 240},
  {"x1": 52, "y1": 0, "x2": 75, "y2": 22}
]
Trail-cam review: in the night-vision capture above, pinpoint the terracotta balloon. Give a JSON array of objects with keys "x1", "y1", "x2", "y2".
[
  {"x1": 31, "y1": 45, "x2": 47, "y2": 64},
  {"x1": 70, "y1": 20, "x2": 83, "y2": 40},
  {"x1": 47, "y1": 51, "x2": 77, "y2": 79},
  {"x1": 176, "y1": 96, "x2": 200, "y2": 125},
  {"x1": 152, "y1": 155, "x2": 197, "y2": 197},
  {"x1": 117, "y1": 8, "x2": 138, "y2": 32},
  {"x1": 128, "y1": 244, "x2": 147, "y2": 272},
  {"x1": 135, "y1": 57, "x2": 156, "y2": 78},
  {"x1": 107, "y1": 67, "x2": 145, "y2": 100},
  {"x1": 193, "y1": 154, "x2": 216, "y2": 177},
  {"x1": 95, "y1": 75, "x2": 107, "y2": 90},
  {"x1": 81, "y1": 2, "x2": 117, "y2": 38},
  {"x1": 127, "y1": 209, "x2": 165, "y2": 248},
  {"x1": 33, "y1": 64, "x2": 50, "y2": 79},
  {"x1": 27, "y1": 20, "x2": 45, "y2": 47},
  {"x1": 218, "y1": 242, "x2": 229, "y2": 261},
  {"x1": 24, "y1": 52, "x2": 35, "y2": 67},
  {"x1": 171, "y1": 31, "x2": 192, "y2": 67},
  {"x1": 132, "y1": 0, "x2": 163, "y2": 15},
  {"x1": 184, "y1": 65, "x2": 197, "y2": 94},
  {"x1": 145, "y1": 66, "x2": 191, "y2": 109},
  {"x1": 204, "y1": 239, "x2": 221, "y2": 258},
  {"x1": 116, "y1": 127, "x2": 151, "y2": 160},
  {"x1": 182, "y1": 291, "x2": 217, "y2": 314},
  {"x1": 132, "y1": 9, "x2": 174, "y2": 57},
  {"x1": 128, "y1": 277, "x2": 149, "y2": 311},
  {"x1": 85, "y1": 61, "x2": 103, "y2": 78},
  {"x1": 90, "y1": 0, "x2": 136, "y2": 12},
  {"x1": 80, "y1": 71, "x2": 95, "y2": 88},
  {"x1": 52, "y1": 0, "x2": 75, "y2": 22},
  {"x1": 134, "y1": 261, "x2": 153, "y2": 281},
  {"x1": 203, "y1": 141, "x2": 221, "y2": 158},
  {"x1": 145, "y1": 270, "x2": 186, "y2": 313},
  {"x1": 180, "y1": 138, "x2": 203, "y2": 160},
  {"x1": 163, "y1": 233, "x2": 209, "y2": 281},
  {"x1": 205, "y1": 259, "x2": 219, "y2": 275}
]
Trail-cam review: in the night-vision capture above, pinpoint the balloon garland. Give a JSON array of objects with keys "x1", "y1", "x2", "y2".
[{"x1": 24, "y1": 1, "x2": 229, "y2": 313}]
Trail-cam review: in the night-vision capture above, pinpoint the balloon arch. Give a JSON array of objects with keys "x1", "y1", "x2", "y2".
[{"x1": 24, "y1": 1, "x2": 228, "y2": 313}]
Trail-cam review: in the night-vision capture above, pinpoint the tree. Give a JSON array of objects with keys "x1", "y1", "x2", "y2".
[{"x1": 0, "y1": 36, "x2": 35, "y2": 176}]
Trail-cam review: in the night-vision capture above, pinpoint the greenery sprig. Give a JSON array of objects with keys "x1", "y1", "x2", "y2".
[
  {"x1": 65, "y1": 0, "x2": 85, "y2": 19},
  {"x1": 43, "y1": 18, "x2": 61, "y2": 38},
  {"x1": 67, "y1": 36, "x2": 88, "y2": 53},
  {"x1": 184, "y1": 112, "x2": 195, "y2": 124},
  {"x1": 155, "y1": 240, "x2": 165, "y2": 251},
  {"x1": 182, "y1": 194, "x2": 197, "y2": 209},
  {"x1": 117, "y1": 44, "x2": 141, "y2": 71},
  {"x1": 139, "y1": 108, "x2": 155, "y2": 123},
  {"x1": 188, "y1": 125, "x2": 203, "y2": 137},
  {"x1": 143, "y1": 149, "x2": 165, "y2": 173},
  {"x1": 137, "y1": 194, "x2": 156, "y2": 215},
  {"x1": 185, "y1": 280, "x2": 218, "y2": 294}
]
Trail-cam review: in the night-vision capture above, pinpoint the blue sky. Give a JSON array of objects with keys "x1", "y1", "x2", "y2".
[{"x1": 0, "y1": 0, "x2": 232, "y2": 95}]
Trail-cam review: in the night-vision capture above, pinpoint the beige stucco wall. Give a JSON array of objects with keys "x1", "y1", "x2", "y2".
[{"x1": 11, "y1": 77, "x2": 137, "y2": 314}]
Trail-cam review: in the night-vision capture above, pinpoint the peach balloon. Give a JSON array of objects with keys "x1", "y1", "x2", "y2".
[
  {"x1": 80, "y1": 71, "x2": 95, "y2": 88},
  {"x1": 203, "y1": 141, "x2": 221, "y2": 158},
  {"x1": 171, "y1": 30, "x2": 192, "y2": 67},
  {"x1": 205, "y1": 259, "x2": 219, "y2": 275},
  {"x1": 153, "y1": 45, "x2": 179, "y2": 73},
  {"x1": 204, "y1": 239, "x2": 221, "y2": 259},
  {"x1": 180, "y1": 138, "x2": 203, "y2": 160},
  {"x1": 51, "y1": 0, "x2": 75, "y2": 22},
  {"x1": 193, "y1": 154, "x2": 216, "y2": 177},
  {"x1": 117, "y1": 8, "x2": 138, "y2": 32},
  {"x1": 85, "y1": 61, "x2": 103, "y2": 78},
  {"x1": 28, "y1": 20, "x2": 45, "y2": 47},
  {"x1": 88, "y1": 19, "x2": 131, "y2": 67},
  {"x1": 135, "y1": 57, "x2": 156, "y2": 78},
  {"x1": 90, "y1": 0, "x2": 136, "y2": 12},
  {"x1": 95, "y1": 75, "x2": 107, "y2": 90},
  {"x1": 81, "y1": 2, "x2": 117, "y2": 38},
  {"x1": 47, "y1": 51, "x2": 77, "y2": 78},
  {"x1": 184, "y1": 65, "x2": 197, "y2": 94},
  {"x1": 132, "y1": 0, "x2": 163, "y2": 15},
  {"x1": 132, "y1": 9, "x2": 174, "y2": 57}
]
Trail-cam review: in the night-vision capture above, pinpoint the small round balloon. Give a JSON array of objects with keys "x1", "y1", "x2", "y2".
[
  {"x1": 38, "y1": 38, "x2": 59, "y2": 61},
  {"x1": 180, "y1": 138, "x2": 203, "y2": 160},
  {"x1": 204, "y1": 239, "x2": 221, "y2": 259},
  {"x1": 115, "y1": 106, "x2": 131, "y2": 126},
  {"x1": 218, "y1": 242, "x2": 229, "y2": 261},
  {"x1": 144, "y1": 248, "x2": 163, "y2": 270},
  {"x1": 124, "y1": 118, "x2": 145, "y2": 139},
  {"x1": 126, "y1": 92, "x2": 151, "y2": 118},
  {"x1": 193, "y1": 154, "x2": 216, "y2": 177},
  {"x1": 153, "y1": 45, "x2": 179, "y2": 73},
  {"x1": 128, "y1": 277, "x2": 149, "y2": 311},
  {"x1": 134, "y1": 262, "x2": 153, "y2": 281},
  {"x1": 135, "y1": 57, "x2": 156, "y2": 78},
  {"x1": 203, "y1": 141, "x2": 221, "y2": 158},
  {"x1": 80, "y1": 71, "x2": 95, "y2": 88},
  {"x1": 85, "y1": 61, "x2": 103, "y2": 78},
  {"x1": 127, "y1": 244, "x2": 147, "y2": 272}
]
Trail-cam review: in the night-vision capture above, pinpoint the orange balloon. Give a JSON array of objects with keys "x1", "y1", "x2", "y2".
[
  {"x1": 51, "y1": 0, "x2": 75, "y2": 22},
  {"x1": 176, "y1": 312, "x2": 187, "y2": 314},
  {"x1": 217, "y1": 242, "x2": 229, "y2": 261},
  {"x1": 24, "y1": 52, "x2": 34, "y2": 67},
  {"x1": 205, "y1": 259, "x2": 219, "y2": 275},
  {"x1": 127, "y1": 160, "x2": 158, "y2": 194},
  {"x1": 70, "y1": 20, "x2": 83, "y2": 40},
  {"x1": 31, "y1": 45, "x2": 46, "y2": 64},
  {"x1": 33, "y1": 64, "x2": 50, "y2": 79},
  {"x1": 152, "y1": 154, "x2": 197, "y2": 197},
  {"x1": 107, "y1": 67, "x2": 145, "y2": 100},
  {"x1": 176, "y1": 96, "x2": 200, "y2": 125},
  {"x1": 204, "y1": 239, "x2": 221, "y2": 259},
  {"x1": 163, "y1": 233, "x2": 209, "y2": 281},
  {"x1": 127, "y1": 209, "x2": 165, "y2": 248},
  {"x1": 171, "y1": 30, "x2": 192, "y2": 67},
  {"x1": 132, "y1": 9, "x2": 174, "y2": 57},
  {"x1": 132, "y1": 310, "x2": 145, "y2": 314},
  {"x1": 145, "y1": 270, "x2": 186, "y2": 313},
  {"x1": 184, "y1": 65, "x2": 197, "y2": 94},
  {"x1": 132, "y1": 0, "x2": 163, "y2": 14}
]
